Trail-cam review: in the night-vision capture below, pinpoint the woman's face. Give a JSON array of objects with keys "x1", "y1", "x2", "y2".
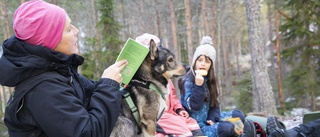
[
  {"x1": 54, "y1": 16, "x2": 79, "y2": 55},
  {"x1": 195, "y1": 55, "x2": 212, "y2": 72}
]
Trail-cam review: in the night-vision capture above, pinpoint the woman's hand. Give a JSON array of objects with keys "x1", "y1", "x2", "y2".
[
  {"x1": 179, "y1": 110, "x2": 189, "y2": 118},
  {"x1": 101, "y1": 60, "x2": 128, "y2": 83},
  {"x1": 195, "y1": 71, "x2": 204, "y2": 86}
]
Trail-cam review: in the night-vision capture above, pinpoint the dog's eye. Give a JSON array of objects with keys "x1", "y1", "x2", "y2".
[{"x1": 168, "y1": 57, "x2": 174, "y2": 62}]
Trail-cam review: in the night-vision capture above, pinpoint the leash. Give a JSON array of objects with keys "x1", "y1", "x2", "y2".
[
  {"x1": 129, "y1": 79, "x2": 166, "y2": 121},
  {"x1": 120, "y1": 86, "x2": 141, "y2": 133},
  {"x1": 120, "y1": 79, "x2": 164, "y2": 134}
]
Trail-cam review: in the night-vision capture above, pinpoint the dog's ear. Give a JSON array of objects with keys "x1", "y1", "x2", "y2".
[{"x1": 149, "y1": 40, "x2": 158, "y2": 60}]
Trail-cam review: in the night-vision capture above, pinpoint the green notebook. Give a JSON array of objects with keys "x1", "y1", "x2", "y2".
[{"x1": 115, "y1": 38, "x2": 149, "y2": 85}]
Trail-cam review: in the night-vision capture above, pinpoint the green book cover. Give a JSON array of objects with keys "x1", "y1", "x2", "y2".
[{"x1": 116, "y1": 38, "x2": 150, "y2": 85}]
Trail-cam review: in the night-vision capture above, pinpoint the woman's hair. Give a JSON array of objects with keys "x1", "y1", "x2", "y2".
[{"x1": 179, "y1": 56, "x2": 219, "y2": 108}]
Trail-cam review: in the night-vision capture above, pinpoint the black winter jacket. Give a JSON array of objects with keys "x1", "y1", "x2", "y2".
[{"x1": 0, "y1": 36, "x2": 122, "y2": 137}]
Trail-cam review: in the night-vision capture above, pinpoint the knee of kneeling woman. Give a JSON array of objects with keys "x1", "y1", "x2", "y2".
[
  {"x1": 232, "y1": 109, "x2": 245, "y2": 122},
  {"x1": 218, "y1": 122, "x2": 236, "y2": 137}
]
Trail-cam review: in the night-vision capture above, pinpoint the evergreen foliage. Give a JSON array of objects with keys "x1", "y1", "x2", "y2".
[
  {"x1": 82, "y1": 0, "x2": 122, "y2": 79},
  {"x1": 280, "y1": 0, "x2": 320, "y2": 111},
  {"x1": 233, "y1": 73, "x2": 252, "y2": 114}
]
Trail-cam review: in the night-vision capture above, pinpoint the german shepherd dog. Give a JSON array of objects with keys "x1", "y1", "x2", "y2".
[{"x1": 110, "y1": 40, "x2": 186, "y2": 137}]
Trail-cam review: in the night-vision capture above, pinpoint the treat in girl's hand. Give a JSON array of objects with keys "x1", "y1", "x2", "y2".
[{"x1": 195, "y1": 70, "x2": 208, "y2": 76}]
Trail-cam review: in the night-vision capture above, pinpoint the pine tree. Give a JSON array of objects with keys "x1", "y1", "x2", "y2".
[
  {"x1": 82, "y1": 0, "x2": 122, "y2": 79},
  {"x1": 280, "y1": 0, "x2": 320, "y2": 111}
]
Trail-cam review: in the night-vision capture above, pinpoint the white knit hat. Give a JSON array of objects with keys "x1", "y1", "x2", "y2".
[{"x1": 191, "y1": 36, "x2": 216, "y2": 73}]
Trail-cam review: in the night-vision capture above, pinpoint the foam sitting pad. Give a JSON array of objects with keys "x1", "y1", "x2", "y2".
[
  {"x1": 245, "y1": 115, "x2": 286, "y2": 133},
  {"x1": 222, "y1": 117, "x2": 244, "y2": 135},
  {"x1": 303, "y1": 111, "x2": 320, "y2": 124}
]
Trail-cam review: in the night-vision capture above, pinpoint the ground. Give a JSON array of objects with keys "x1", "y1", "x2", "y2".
[
  {"x1": 278, "y1": 116, "x2": 303, "y2": 129},
  {"x1": 246, "y1": 107, "x2": 310, "y2": 134},
  {"x1": 279, "y1": 107, "x2": 315, "y2": 129},
  {"x1": 0, "y1": 108, "x2": 311, "y2": 137}
]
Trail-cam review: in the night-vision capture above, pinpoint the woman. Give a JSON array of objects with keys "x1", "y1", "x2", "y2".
[
  {"x1": 179, "y1": 36, "x2": 246, "y2": 137},
  {"x1": 0, "y1": 0, "x2": 127, "y2": 136}
]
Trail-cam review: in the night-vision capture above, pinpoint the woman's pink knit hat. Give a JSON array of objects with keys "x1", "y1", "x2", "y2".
[
  {"x1": 135, "y1": 33, "x2": 160, "y2": 47},
  {"x1": 13, "y1": 0, "x2": 67, "y2": 50}
]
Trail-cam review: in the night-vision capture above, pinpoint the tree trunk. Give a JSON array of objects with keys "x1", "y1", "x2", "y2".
[
  {"x1": 236, "y1": 35, "x2": 242, "y2": 77},
  {"x1": 201, "y1": 0, "x2": 209, "y2": 35},
  {"x1": 216, "y1": 0, "x2": 223, "y2": 103},
  {"x1": 120, "y1": 0, "x2": 126, "y2": 41},
  {"x1": 169, "y1": 0, "x2": 180, "y2": 61},
  {"x1": 155, "y1": 0, "x2": 162, "y2": 38},
  {"x1": 209, "y1": 1, "x2": 217, "y2": 45},
  {"x1": 2, "y1": 0, "x2": 11, "y2": 39},
  {"x1": 91, "y1": 0, "x2": 102, "y2": 78},
  {"x1": 0, "y1": 86, "x2": 3, "y2": 114},
  {"x1": 245, "y1": 0, "x2": 278, "y2": 114},
  {"x1": 185, "y1": 0, "x2": 193, "y2": 65},
  {"x1": 91, "y1": 0, "x2": 101, "y2": 43},
  {"x1": 275, "y1": 11, "x2": 284, "y2": 109}
]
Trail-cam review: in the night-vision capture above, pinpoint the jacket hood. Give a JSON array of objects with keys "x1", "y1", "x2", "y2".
[{"x1": 0, "y1": 36, "x2": 84, "y2": 87}]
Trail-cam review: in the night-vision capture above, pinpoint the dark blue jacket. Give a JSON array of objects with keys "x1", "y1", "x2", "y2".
[
  {"x1": 179, "y1": 71, "x2": 220, "y2": 127},
  {"x1": 0, "y1": 36, "x2": 122, "y2": 137}
]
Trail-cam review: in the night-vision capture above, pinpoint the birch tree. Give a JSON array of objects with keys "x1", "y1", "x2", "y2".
[{"x1": 245, "y1": 0, "x2": 278, "y2": 114}]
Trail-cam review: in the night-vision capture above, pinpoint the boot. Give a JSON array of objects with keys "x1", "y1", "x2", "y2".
[
  {"x1": 239, "y1": 119, "x2": 256, "y2": 137},
  {"x1": 266, "y1": 116, "x2": 285, "y2": 135},
  {"x1": 269, "y1": 127, "x2": 306, "y2": 137},
  {"x1": 267, "y1": 116, "x2": 307, "y2": 137}
]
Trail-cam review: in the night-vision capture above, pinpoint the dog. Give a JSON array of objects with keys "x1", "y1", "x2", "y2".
[{"x1": 110, "y1": 40, "x2": 186, "y2": 137}]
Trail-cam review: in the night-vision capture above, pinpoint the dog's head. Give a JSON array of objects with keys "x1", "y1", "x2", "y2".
[{"x1": 136, "y1": 40, "x2": 186, "y2": 86}]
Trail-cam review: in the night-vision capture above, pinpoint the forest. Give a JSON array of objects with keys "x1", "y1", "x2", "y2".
[{"x1": 0, "y1": 0, "x2": 320, "y2": 135}]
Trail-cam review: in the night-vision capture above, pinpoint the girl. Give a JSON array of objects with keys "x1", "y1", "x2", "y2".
[
  {"x1": 179, "y1": 36, "x2": 246, "y2": 137},
  {"x1": 135, "y1": 33, "x2": 203, "y2": 136}
]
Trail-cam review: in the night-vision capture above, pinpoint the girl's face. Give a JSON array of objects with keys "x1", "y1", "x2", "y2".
[
  {"x1": 195, "y1": 55, "x2": 212, "y2": 72},
  {"x1": 54, "y1": 16, "x2": 79, "y2": 55}
]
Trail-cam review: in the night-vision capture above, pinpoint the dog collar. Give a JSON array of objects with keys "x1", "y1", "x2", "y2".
[{"x1": 130, "y1": 79, "x2": 165, "y2": 99}]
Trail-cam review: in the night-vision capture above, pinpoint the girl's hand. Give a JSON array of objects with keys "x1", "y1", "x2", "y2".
[
  {"x1": 206, "y1": 120, "x2": 214, "y2": 125},
  {"x1": 195, "y1": 71, "x2": 204, "y2": 86},
  {"x1": 179, "y1": 110, "x2": 189, "y2": 118},
  {"x1": 101, "y1": 60, "x2": 128, "y2": 83}
]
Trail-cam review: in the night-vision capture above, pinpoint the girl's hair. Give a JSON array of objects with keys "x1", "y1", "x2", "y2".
[
  {"x1": 179, "y1": 56, "x2": 219, "y2": 108},
  {"x1": 206, "y1": 57, "x2": 219, "y2": 108}
]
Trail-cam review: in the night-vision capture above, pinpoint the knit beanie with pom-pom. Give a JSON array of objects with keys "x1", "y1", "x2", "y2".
[{"x1": 191, "y1": 36, "x2": 216, "y2": 72}]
